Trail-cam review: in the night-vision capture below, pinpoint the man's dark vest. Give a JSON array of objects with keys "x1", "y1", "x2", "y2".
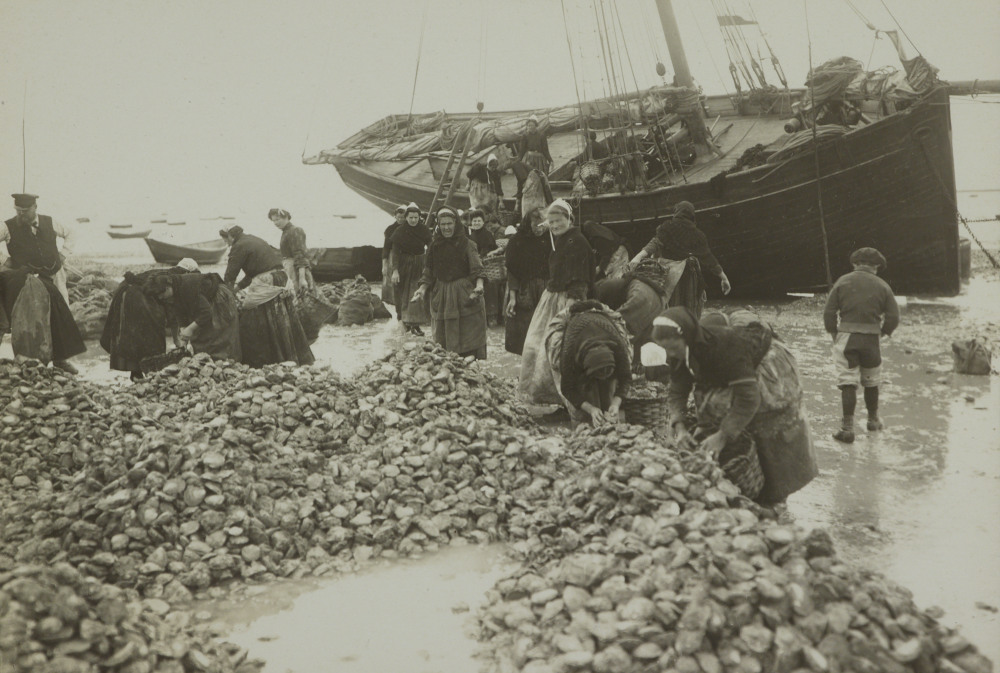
[{"x1": 4, "y1": 215, "x2": 61, "y2": 275}]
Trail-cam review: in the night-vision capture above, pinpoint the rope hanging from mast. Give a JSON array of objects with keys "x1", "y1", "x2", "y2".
[
  {"x1": 804, "y1": 0, "x2": 834, "y2": 290},
  {"x1": 476, "y1": 0, "x2": 488, "y2": 111},
  {"x1": 560, "y1": 0, "x2": 588, "y2": 157},
  {"x1": 876, "y1": 0, "x2": 923, "y2": 55},
  {"x1": 405, "y1": 0, "x2": 431, "y2": 134}
]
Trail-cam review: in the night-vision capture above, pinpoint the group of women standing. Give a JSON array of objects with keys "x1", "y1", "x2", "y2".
[{"x1": 101, "y1": 208, "x2": 316, "y2": 380}]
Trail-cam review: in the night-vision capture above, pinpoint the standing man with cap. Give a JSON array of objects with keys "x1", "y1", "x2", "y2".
[
  {"x1": 1, "y1": 193, "x2": 75, "y2": 302},
  {"x1": 1, "y1": 193, "x2": 85, "y2": 373},
  {"x1": 824, "y1": 247, "x2": 899, "y2": 443}
]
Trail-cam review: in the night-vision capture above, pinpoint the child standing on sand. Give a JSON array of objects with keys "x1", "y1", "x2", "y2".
[{"x1": 824, "y1": 247, "x2": 900, "y2": 443}]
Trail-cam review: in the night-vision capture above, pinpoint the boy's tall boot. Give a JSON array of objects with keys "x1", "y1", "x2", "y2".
[{"x1": 833, "y1": 385, "x2": 856, "y2": 443}]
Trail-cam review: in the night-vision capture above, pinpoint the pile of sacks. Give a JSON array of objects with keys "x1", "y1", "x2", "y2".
[{"x1": 313, "y1": 276, "x2": 391, "y2": 326}]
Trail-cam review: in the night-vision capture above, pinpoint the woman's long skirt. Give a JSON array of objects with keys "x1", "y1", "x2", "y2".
[
  {"x1": 517, "y1": 289, "x2": 574, "y2": 404},
  {"x1": 0, "y1": 269, "x2": 85, "y2": 361},
  {"x1": 239, "y1": 294, "x2": 315, "y2": 368},
  {"x1": 483, "y1": 277, "x2": 504, "y2": 327},
  {"x1": 191, "y1": 285, "x2": 241, "y2": 361},
  {"x1": 695, "y1": 340, "x2": 817, "y2": 504},
  {"x1": 394, "y1": 253, "x2": 430, "y2": 325},
  {"x1": 504, "y1": 277, "x2": 547, "y2": 356},
  {"x1": 101, "y1": 284, "x2": 167, "y2": 372},
  {"x1": 429, "y1": 277, "x2": 487, "y2": 359}
]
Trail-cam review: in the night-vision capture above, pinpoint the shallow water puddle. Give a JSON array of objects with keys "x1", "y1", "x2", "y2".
[{"x1": 212, "y1": 544, "x2": 514, "y2": 673}]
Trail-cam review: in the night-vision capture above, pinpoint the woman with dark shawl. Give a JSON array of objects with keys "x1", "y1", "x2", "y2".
[
  {"x1": 582, "y1": 220, "x2": 629, "y2": 280},
  {"x1": 382, "y1": 205, "x2": 407, "y2": 308},
  {"x1": 152, "y1": 272, "x2": 241, "y2": 361},
  {"x1": 390, "y1": 203, "x2": 433, "y2": 335},
  {"x1": 630, "y1": 201, "x2": 732, "y2": 298},
  {"x1": 504, "y1": 208, "x2": 551, "y2": 355},
  {"x1": 651, "y1": 307, "x2": 816, "y2": 504},
  {"x1": 517, "y1": 115, "x2": 554, "y2": 174},
  {"x1": 467, "y1": 208, "x2": 503, "y2": 326},
  {"x1": 411, "y1": 206, "x2": 487, "y2": 359},
  {"x1": 237, "y1": 273, "x2": 315, "y2": 368},
  {"x1": 547, "y1": 300, "x2": 631, "y2": 426},
  {"x1": 518, "y1": 199, "x2": 595, "y2": 404},
  {"x1": 100, "y1": 262, "x2": 194, "y2": 381}
]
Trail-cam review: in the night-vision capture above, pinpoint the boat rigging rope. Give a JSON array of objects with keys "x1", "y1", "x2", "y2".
[
  {"x1": 476, "y1": 0, "x2": 488, "y2": 109},
  {"x1": 876, "y1": 0, "x2": 923, "y2": 55},
  {"x1": 747, "y1": 0, "x2": 788, "y2": 89},
  {"x1": 560, "y1": 0, "x2": 588, "y2": 156},
  {"x1": 804, "y1": 0, "x2": 834, "y2": 289},
  {"x1": 405, "y1": 0, "x2": 431, "y2": 134},
  {"x1": 633, "y1": 0, "x2": 665, "y2": 80},
  {"x1": 685, "y1": 1, "x2": 735, "y2": 100}
]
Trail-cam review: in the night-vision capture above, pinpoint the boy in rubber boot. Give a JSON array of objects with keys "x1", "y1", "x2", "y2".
[{"x1": 823, "y1": 247, "x2": 899, "y2": 443}]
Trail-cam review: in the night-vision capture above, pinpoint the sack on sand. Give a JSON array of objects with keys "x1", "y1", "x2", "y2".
[
  {"x1": 298, "y1": 292, "x2": 337, "y2": 343},
  {"x1": 338, "y1": 292, "x2": 374, "y2": 326},
  {"x1": 370, "y1": 293, "x2": 392, "y2": 320},
  {"x1": 952, "y1": 338, "x2": 992, "y2": 375},
  {"x1": 11, "y1": 275, "x2": 53, "y2": 363}
]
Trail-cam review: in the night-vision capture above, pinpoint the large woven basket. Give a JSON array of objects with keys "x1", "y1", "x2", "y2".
[
  {"x1": 717, "y1": 431, "x2": 764, "y2": 499},
  {"x1": 139, "y1": 348, "x2": 189, "y2": 374},
  {"x1": 622, "y1": 395, "x2": 671, "y2": 436},
  {"x1": 498, "y1": 210, "x2": 520, "y2": 228},
  {"x1": 482, "y1": 255, "x2": 507, "y2": 283}
]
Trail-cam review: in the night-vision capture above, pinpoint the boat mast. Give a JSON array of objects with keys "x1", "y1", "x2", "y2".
[
  {"x1": 652, "y1": 0, "x2": 719, "y2": 157},
  {"x1": 652, "y1": 0, "x2": 693, "y2": 88}
]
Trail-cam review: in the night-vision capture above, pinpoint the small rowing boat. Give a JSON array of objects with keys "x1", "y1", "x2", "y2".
[
  {"x1": 144, "y1": 237, "x2": 228, "y2": 265},
  {"x1": 108, "y1": 228, "x2": 152, "y2": 239},
  {"x1": 109, "y1": 224, "x2": 132, "y2": 229}
]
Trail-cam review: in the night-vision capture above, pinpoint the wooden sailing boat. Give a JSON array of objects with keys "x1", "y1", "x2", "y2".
[{"x1": 305, "y1": 0, "x2": 978, "y2": 297}]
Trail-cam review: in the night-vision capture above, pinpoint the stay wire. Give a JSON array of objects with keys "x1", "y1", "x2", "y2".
[
  {"x1": 22, "y1": 80, "x2": 28, "y2": 192},
  {"x1": 405, "y1": 0, "x2": 431, "y2": 133},
  {"x1": 804, "y1": 0, "x2": 834, "y2": 289},
  {"x1": 877, "y1": 0, "x2": 922, "y2": 55},
  {"x1": 560, "y1": 0, "x2": 588, "y2": 156},
  {"x1": 686, "y1": 0, "x2": 733, "y2": 99}
]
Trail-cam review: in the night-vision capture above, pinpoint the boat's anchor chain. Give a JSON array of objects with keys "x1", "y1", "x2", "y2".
[{"x1": 960, "y1": 212, "x2": 1000, "y2": 269}]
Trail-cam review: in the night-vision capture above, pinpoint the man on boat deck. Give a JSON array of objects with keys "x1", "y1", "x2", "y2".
[
  {"x1": 824, "y1": 247, "x2": 899, "y2": 443},
  {"x1": 0, "y1": 193, "x2": 85, "y2": 373},
  {"x1": 221, "y1": 224, "x2": 284, "y2": 289}
]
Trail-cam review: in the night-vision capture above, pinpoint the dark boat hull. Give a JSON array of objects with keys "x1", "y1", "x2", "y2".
[
  {"x1": 108, "y1": 229, "x2": 151, "y2": 239},
  {"x1": 330, "y1": 92, "x2": 959, "y2": 297},
  {"x1": 144, "y1": 238, "x2": 228, "y2": 265},
  {"x1": 309, "y1": 246, "x2": 383, "y2": 282}
]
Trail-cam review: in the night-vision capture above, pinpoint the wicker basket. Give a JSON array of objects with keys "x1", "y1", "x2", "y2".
[
  {"x1": 622, "y1": 395, "x2": 671, "y2": 436},
  {"x1": 498, "y1": 210, "x2": 520, "y2": 228},
  {"x1": 139, "y1": 348, "x2": 189, "y2": 374},
  {"x1": 482, "y1": 255, "x2": 507, "y2": 283},
  {"x1": 717, "y1": 431, "x2": 765, "y2": 499}
]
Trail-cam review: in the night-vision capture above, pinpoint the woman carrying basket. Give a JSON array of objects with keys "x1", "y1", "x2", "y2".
[
  {"x1": 390, "y1": 203, "x2": 432, "y2": 335},
  {"x1": 651, "y1": 307, "x2": 817, "y2": 504}
]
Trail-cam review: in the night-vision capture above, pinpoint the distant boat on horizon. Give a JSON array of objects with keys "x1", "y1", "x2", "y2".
[
  {"x1": 109, "y1": 224, "x2": 132, "y2": 229},
  {"x1": 108, "y1": 228, "x2": 151, "y2": 239},
  {"x1": 76, "y1": 217, "x2": 90, "y2": 223},
  {"x1": 168, "y1": 221, "x2": 186, "y2": 226},
  {"x1": 151, "y1": 219, "x2": 168, "y2": 224}
]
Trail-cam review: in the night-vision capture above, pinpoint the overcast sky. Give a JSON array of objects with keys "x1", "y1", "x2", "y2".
[{"x1": 1, "y1": 0, "x2": 998, "y2": 225}]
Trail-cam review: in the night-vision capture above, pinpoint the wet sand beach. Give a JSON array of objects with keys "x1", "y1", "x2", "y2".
[{"x1": 4, "y1": 246, "x2": 993, "y2": 672}]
